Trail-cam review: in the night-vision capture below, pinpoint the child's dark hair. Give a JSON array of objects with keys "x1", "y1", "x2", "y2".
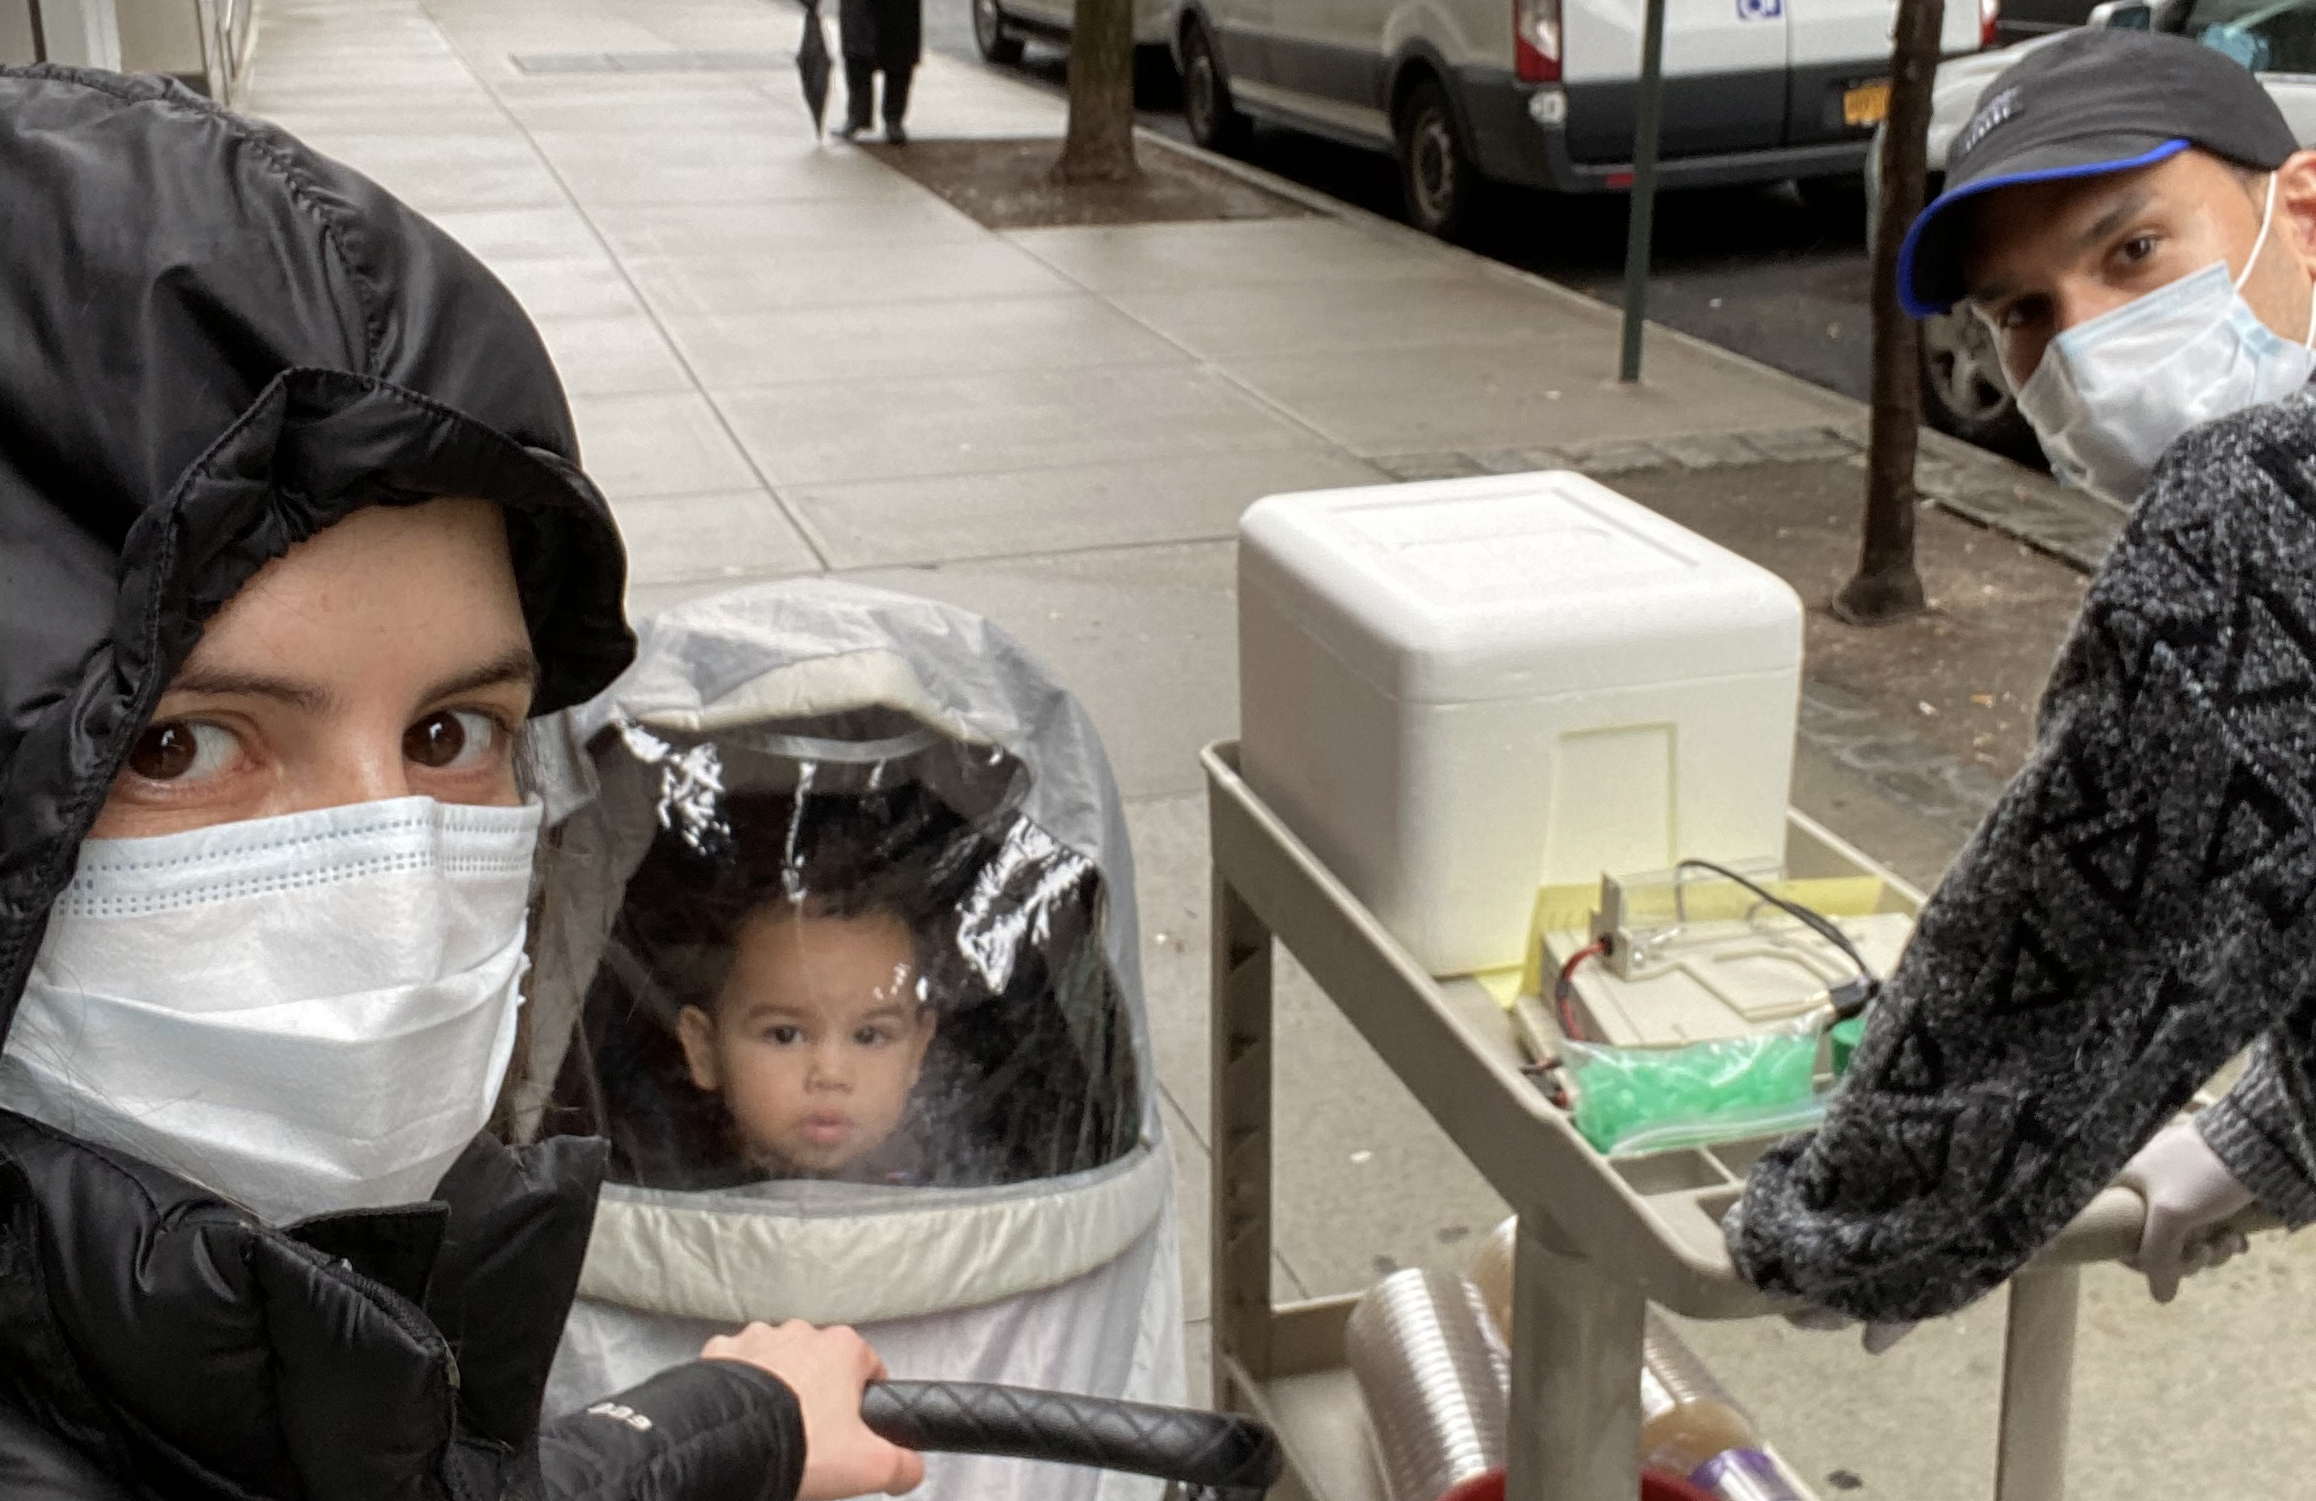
[{"x1": 618, "y1": 786, "x2": 969, "y2": 1026}]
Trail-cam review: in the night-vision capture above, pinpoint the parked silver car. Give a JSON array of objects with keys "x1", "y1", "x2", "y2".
[
  {"x1": 1871, "y1": 0, "x2": 2316, "y2": 458},
  {"x1": 973, "y1": 0, "x2": 1180, "y2": 67}
]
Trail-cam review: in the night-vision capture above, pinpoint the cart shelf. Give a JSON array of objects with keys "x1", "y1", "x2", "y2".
[{"x1": 1202, "y1": 741, "x2": 2243, "y2": 1501}]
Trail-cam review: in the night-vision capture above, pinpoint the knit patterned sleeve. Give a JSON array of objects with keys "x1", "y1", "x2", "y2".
[
  {"x1": 1727, "y1": 398, "x2": 2316, "y2": 1323},
  {"x1": 2197, "y1": 1035, "x2": 2316, "y2": 1226}
]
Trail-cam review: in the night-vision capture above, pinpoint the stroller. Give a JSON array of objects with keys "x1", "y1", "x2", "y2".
[{"x1": 514, "y1": 579, "x2": 1185, "y2": 1501}]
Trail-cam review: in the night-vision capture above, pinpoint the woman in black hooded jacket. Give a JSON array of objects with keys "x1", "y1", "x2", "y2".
[{"x1": 0, "y1": 65, "x2": 921, "y2": 1501}]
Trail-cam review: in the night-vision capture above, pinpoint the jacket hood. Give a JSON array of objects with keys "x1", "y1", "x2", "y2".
[{"x1": 0, "y1": 67, "x2": 636, "y2": 1028}]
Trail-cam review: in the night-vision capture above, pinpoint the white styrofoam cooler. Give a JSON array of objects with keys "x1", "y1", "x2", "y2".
[{"x1": 1238, "y1": 471, "x2": 1805, "y2": 978}]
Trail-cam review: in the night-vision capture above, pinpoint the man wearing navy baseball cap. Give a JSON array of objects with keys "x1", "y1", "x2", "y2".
[
  {"x1": 1724, "y1": 26, "x2": 2316, "y2": 1337},
  {"x1": 1908, "y1": 26, "x2": 2312, "y2": 503}
]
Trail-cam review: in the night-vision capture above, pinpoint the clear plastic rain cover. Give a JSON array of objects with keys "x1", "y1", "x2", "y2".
[{"x1": 521, "y1": 580, "x2": 1182, "y2": 1501}]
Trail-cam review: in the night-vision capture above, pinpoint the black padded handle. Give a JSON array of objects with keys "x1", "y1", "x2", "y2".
[{"x1": 862, "y1": 1380, "x2": 1283, "y2": 1495}]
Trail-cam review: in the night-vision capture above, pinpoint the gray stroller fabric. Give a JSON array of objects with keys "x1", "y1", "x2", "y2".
[{"x1": 521, "y1": 579, "x2": 1184, "y2": 1501}]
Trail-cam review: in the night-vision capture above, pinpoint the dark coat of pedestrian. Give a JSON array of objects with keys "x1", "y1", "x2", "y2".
[{"x1": 838, "y1": 0, "x2": 921, "y2": 141}]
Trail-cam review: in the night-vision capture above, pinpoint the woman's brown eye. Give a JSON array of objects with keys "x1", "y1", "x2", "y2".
[
  {"x1": 404, "y1": 709, "x2": 499, "y2": 771},
  {"x1": 123, "y1": 721, "x2": 234, "y2": 783},
  {"x1": 126, "y1": 724, "x2": 199, "y2": 780}
]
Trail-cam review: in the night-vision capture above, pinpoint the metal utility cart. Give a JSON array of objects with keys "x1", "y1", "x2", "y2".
[{"x1": 1204, "y1": 741, "x2": 2206, "y2": 1501}]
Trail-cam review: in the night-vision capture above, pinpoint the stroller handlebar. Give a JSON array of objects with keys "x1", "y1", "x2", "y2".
[{"x1": 861, "y1": 1380, "x2": 1284, "y2": 1497}]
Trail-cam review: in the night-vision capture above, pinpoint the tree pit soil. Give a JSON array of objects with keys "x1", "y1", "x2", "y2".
[
  {"x1": 861, "y1": 137, "x2": 1312, "y2": 229},
  {"x1": 1609, "y1": 455, "x2": 2090, "y2": 784}
]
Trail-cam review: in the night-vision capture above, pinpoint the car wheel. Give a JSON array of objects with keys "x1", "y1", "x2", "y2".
[
  {"x1": 1396, "y1": 78, "x2": 1478, "y2": 241},
  {"x1": 974, "y1": 0, "x2": 1025, "y2": 65},
  {"x1": 1134, "y1": 43, "x2": 1182, "y2": 108},
  {"x1": 1181, "y1": 19, "x2": 1248, "y2": 152},
  {"x1": 1917, "y1": 306, "x2": 2043, "y2": 465}
]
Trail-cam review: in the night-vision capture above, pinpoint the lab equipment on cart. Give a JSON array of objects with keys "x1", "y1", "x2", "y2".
[
  {"x1": 1213, "y1": 466, "x2": 2275, "y2": 1501},
  {"x1": 1204, "y1": 739, "x2": 2277, "y2": 1501}
]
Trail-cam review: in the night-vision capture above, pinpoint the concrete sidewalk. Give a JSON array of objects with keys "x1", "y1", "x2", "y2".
[{"x1": 239, "y1": 4, "x2": 2314, "y2": 1496}]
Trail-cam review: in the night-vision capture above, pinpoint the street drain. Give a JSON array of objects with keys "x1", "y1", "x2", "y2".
[{"x1": 509, "y1": 51, "x2": 785, "y2": 73}]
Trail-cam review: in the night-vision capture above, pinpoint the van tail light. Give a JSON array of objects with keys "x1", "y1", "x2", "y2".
[
  {"x1": 1515, "y1": 0, "x2": 1562, "y2": 82},
  {"x1": 1979, "y1": 0, "x2": 2001, "y2": 46}
]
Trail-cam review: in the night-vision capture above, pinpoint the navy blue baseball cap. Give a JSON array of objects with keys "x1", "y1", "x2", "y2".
[{"x1": 1898, "y1": 28, "x2": 2299, "y2": 317}]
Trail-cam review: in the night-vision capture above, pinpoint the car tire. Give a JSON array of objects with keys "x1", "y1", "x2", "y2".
[
  {"x1": 974, "y1": 0, "x2": 1026, "y2": 65},
  {"x1": 1917, "y1": 305, "x2": 2043, "y2": 465},
  {"x1": 1396, "y1": 77, "x2": 1478, "y2": 242},
  {"x1": 1134, "y1": 43, "x2": 1182, "y2": 108},
  {"x1": 1181, "y1": 18, "x2": 1249, "y2": 152}
]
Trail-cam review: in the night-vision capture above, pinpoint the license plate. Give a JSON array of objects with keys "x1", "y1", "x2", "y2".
[{"x1": 1843, "y1": 79, "x2": 1891, "y2": 128}]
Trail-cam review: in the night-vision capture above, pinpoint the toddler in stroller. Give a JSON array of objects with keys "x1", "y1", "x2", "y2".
[{"x1": 518, "y1": 580, "x2": 1185, "y2": 1501}]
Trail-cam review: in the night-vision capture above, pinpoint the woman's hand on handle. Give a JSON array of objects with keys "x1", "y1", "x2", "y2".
[{"x1": 702, "y1": 1320, "x2": 925, "y2": 1499}]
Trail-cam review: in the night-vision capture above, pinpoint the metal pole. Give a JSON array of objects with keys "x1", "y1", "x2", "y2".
[
  {"x1": 1993, "y1": 1266, "x2": 2081, "y2": 1501},
  {"x1": 1505, "y1": 1220, "x2": 1644, "y2": 1501},
  {"x1": 1617, "y1": 0, "x2": 1670, "y2": 383}
]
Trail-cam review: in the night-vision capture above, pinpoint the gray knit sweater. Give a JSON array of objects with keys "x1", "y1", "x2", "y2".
[{"x1": 1728, "y1": 393, "x2": 2316, "y2": 1323}]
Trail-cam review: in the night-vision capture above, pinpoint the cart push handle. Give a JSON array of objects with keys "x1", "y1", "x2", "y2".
[{"x1": 862, "y1": 1380, "x2": 1285, "y2": 1499}]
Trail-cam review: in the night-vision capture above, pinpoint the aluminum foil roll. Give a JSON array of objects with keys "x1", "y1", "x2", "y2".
[{"x1": 1345, "y1": 1269, "x2": 1510, "y2": 1501}]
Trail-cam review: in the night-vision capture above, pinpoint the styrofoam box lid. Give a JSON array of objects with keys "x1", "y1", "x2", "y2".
[{"x1": 1240, "y1": 471, "x2": 1804, "y2": 704}]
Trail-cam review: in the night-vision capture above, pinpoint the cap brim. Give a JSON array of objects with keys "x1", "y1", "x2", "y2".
[{"x1": 1897, "y1": 137, "x2": 2189, "y2": 317}]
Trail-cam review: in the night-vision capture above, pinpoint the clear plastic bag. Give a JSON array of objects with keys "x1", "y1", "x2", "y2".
[{"x1": 1560, "y1": 1024, "x2": 1823, "y2": 1157}]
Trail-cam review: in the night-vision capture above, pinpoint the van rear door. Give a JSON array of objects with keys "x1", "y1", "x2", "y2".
[
  {"x1": 1784, "y1": 0, "x2": 1985, "y2": 149},
  {"x1": 1561, "y1": 0, "x2": 1791, "y2": 162}
]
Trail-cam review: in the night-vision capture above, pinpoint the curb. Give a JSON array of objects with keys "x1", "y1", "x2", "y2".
[{"x1": 1135, "y1": 126, "x2": 2120, "y2": 576}]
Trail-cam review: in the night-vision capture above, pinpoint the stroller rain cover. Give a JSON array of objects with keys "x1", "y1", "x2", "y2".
[{"x1": 519, "y1": 579, "x2": 1183, "y2": 1501}]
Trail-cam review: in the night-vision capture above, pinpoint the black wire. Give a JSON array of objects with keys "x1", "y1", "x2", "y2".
[{"x1": 1674, "y1": 858, "x2": 1879, "y2": 993}]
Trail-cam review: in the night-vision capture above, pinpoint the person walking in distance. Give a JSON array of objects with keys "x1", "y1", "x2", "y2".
[{"x1": 837, "y1": 0, "x2": 920, "y2": 143}]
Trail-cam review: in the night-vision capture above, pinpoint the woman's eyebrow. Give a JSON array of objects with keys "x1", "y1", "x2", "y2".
[
  {"x1": 163, "y1": 669, "x2": 331, "y2": 711},
  {"x1": 417, "y1": 647, "x2": 540, "y2": 706}
]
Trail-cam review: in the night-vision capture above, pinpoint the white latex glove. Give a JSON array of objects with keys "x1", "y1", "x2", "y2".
[
  {"x1": 2117, "y1": 1121, "x2": 2256, "y2": 1304},
  {"x1": 1782, "y1": 1305, "x2": 1917, "y2": 1353}
]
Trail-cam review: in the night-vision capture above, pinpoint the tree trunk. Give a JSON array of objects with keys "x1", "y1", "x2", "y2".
[
  {"x1": 1834, "y1": 0, "x2": 1943, "y2": 625},
  {"x1": 1053, "y1": 0, "x2": 1140, "y2": 183}
]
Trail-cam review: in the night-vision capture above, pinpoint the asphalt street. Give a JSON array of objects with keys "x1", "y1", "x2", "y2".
[{"x1": 922, "y1": 10, "x2": 1886, "y2": 407}]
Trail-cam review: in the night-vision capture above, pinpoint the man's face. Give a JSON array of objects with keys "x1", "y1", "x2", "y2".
[
  {"x1": 89, "y1": 497, "x2": 537, "y2": 838},
  {"x1": 1962, "y1": 148, "x2": 2316, "y2": 389}
]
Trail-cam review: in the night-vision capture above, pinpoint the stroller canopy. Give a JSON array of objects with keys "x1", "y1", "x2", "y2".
[{"x1": 523, "y1": 581, "x2": 1182, "y2": 1498}]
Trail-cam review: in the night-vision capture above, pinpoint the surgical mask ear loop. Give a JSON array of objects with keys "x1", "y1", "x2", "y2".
[
  {"x1": 2237, "y1": 172, "x2": 2281, "y2": 295},
  {"x1": 2234, "y1": 173, "x2": 2315, "y2": 351}
]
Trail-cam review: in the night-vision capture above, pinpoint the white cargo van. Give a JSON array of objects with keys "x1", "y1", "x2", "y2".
[{"x1": 1174, "y1": 0, "x2": 1997, "y2": 236}]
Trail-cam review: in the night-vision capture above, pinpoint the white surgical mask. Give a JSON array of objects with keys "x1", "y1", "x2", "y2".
[
  {"x1": 2016, "y1": 173, "x2": 2316, "y2": 508},
  {"x1": 1, "y1": 795, "x2": 540, "y2": 1224}
]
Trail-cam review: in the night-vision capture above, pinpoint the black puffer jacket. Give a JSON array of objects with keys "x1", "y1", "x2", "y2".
[{"x1": 0, "y1": 66, "x2": 804, "y2": 1501}]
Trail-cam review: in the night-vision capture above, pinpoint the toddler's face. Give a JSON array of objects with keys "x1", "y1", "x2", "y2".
[{"x1": 677, "y1": 905, "x2": 934, "y2": 1175}]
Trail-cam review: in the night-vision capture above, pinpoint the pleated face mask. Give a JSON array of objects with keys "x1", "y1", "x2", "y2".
[
  {"x1": 2, "y1": 795, "x2": 542, "y2": 1224},
  {"x1": 2016, "y1": 172, "x2": 2316, "y2": 508}
]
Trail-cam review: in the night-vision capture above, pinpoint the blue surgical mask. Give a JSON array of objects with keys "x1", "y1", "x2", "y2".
[{"x1": 2015, "y1": 173, "x2": 2316, "y2": 508}]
